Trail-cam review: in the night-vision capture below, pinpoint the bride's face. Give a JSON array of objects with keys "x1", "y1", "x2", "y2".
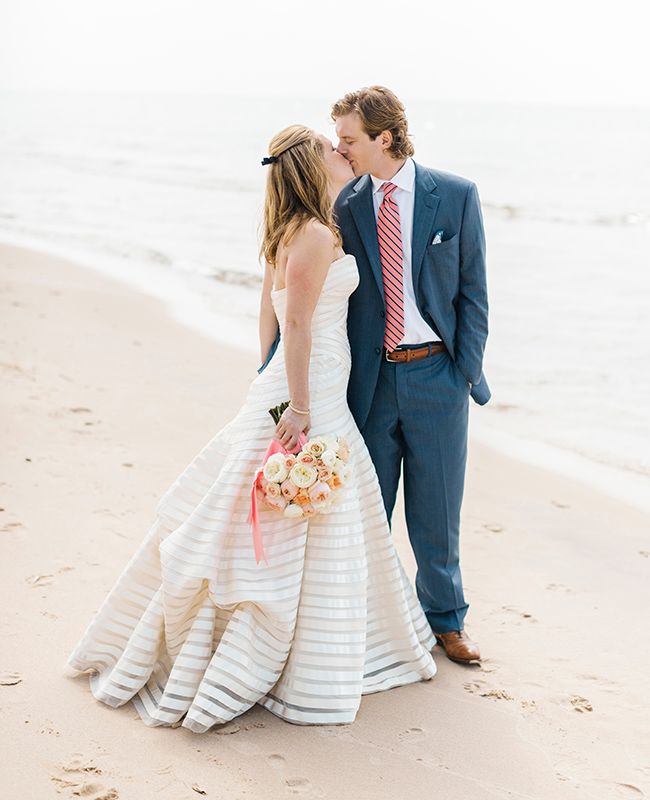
[{"x1": 318, "y1": 134, "x2": 354, "y2": 186}]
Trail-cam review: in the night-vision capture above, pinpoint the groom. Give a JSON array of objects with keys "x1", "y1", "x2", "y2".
[{"x1": 332, "y1": 86, "x2": 490, "y2": 664}]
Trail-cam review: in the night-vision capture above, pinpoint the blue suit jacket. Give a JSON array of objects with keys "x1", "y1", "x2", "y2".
[{"x1": 258, "y1": 160, "x2": 491, "y2": 431}]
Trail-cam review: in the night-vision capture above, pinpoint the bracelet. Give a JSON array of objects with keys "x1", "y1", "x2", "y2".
[{"x1": 288, "y1": 401, "x2": 310, "y2": 415}]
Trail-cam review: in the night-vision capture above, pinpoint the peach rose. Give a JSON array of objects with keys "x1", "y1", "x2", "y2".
[
  {"x1": 327, "y1": 475, "x2": 343, "y2": 490},
  {"x1": 265, "y1": 482, "x2": 282, "y2": 499},
  {"x1": 308, "y1": 481, "x2": 331, "y2": 505},
  {"x1": 280, "y1": 478, "x2": 299, "y2": 500},
  {"x1": 297, "y1": 452, "x2": 317, "y2": 465},
  {"x1": 317, "y1": 466, "x2": 333, "y2": 482},
  {"x1": 304, "y1": 438, "x2": 326, "y2": 458},
  {"x1": 265, "y1": 494, "x2": 287, "y2": 512}
]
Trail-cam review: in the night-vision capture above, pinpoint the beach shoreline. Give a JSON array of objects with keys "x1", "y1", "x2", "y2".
[
  {"x1": 2, "y1": 241, "x2": 648, "y2": 799},
  {"x1": 3, "y1": 228, "x2": 648, "y2": 516}
]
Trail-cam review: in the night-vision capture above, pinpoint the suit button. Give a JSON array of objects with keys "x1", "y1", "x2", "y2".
[
  {"x1": 375, "y1": 347, "x2": 381, "y2": 354},
  {"x1": 380, "y1": 311, "x2": 385, "y2": 318}
]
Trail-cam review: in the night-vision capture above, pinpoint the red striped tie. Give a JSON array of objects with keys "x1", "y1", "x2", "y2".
[{"x1": 377, "y1": 181, "x2": 405, "y2": 351}]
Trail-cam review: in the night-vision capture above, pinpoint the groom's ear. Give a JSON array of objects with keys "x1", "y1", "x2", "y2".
[{"x1": 380, "y1": 130, "x2": 393, "y2": 151}]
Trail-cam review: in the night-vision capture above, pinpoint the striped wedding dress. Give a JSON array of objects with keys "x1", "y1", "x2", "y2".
[{"x1": 65, "y1": 253, "x2": 437, "y2": 732}]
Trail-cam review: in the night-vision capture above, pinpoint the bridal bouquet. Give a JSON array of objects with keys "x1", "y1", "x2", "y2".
[{"x1": 248, "y1": 402, "x2": 352, "y2": 564}]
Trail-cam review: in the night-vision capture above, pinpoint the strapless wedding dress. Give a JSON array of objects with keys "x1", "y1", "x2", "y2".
[{"x1": 65, "y1": 253, "x2": 436, "y2": 732}]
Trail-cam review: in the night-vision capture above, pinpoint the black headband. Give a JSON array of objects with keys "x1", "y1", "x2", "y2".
[{"x1": 261, "y1": 140, "x2": 303, "y2": 166}]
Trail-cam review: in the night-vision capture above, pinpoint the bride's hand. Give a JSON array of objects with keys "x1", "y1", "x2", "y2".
[{"x1": 275, "y1": 407, "x2": 311, "y2": 452}]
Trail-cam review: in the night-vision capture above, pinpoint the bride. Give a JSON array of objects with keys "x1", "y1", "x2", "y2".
[{"x1": 64, "y1": 124, "x2": 437, "y2": 732}]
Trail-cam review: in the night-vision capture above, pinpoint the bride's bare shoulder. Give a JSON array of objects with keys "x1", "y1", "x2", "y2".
[
  {"x1": 283, "y1": 219, "x2": 337, "y2": 265},
  {"x1": 292, "y1": 218, "x2": 336, "y2": 248}
]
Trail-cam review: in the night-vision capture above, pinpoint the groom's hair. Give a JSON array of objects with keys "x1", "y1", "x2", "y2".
[{"x1": 331, "y1": 86, "x2": 414, "y2": 159}]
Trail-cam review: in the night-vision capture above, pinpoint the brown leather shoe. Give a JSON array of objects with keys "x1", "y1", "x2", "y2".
[{"x1": 434, "y1": 630, "x2": 481, "y2": 664}]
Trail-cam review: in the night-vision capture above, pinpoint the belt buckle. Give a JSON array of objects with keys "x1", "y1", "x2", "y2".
[{"x1": 385, "y1": 348, "x2": 399, "y2": 362}]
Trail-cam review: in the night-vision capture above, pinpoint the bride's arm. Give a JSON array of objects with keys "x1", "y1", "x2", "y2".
[
  {"x1": 274, "y1": 221, "x2": 334, "y2": 451},
  {"x1": 259, "y1": 259, "x2": 279, "y2": 364}
]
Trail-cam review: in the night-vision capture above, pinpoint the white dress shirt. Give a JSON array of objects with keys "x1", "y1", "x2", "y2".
[{"x1": 370, "y1": 157, "x2": 441, "y2": 345}]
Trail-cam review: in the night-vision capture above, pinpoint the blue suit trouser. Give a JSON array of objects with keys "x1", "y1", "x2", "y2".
[{"x1": 359, "y1": 348, "x2": 470, "y2": 633}]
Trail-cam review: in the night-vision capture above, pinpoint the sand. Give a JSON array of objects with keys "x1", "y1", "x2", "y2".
[{"x1": 1, "y1": 241, "x2": 648, "y2": 800}]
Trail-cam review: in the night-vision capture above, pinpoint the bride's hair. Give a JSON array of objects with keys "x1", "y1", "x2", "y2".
[{"x1": 260, "y1": 124, "x2": 342, "y2": 267}]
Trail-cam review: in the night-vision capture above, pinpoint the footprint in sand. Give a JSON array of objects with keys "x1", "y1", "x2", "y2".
[
  {"x1": 612, "y1": 783, "x2": 645, "y2": 797},
  {"x1": 546, "y1": 583, "x2": 573, "y2": 593},
  {"x1": 267, "y1": 754, "x2": 287, "y2": 770},
  {"x1": 570, "y1": 695, "x2": 593, "y2": 713},
  {"x1": 40, "y1": 720, "x2": 61, "y2": 736},
  {"x1": 284, "y1": 777, "x2": 324, "y2": 796},
  {"x1": 588, "y1": 780, "x2": 645, "y2": 798},
  {"x1": 25, "y1": 574, "x2": 54, "y2": 587},
  {"x1": 1, "y1": 521, "x2": 24, "y2": 532},
  {"x1": 498, "y1": 605, "x2": 538, "y2": 623},
  {"x1": 576, "y1": 673, "x2": 619, "y2": 690},
  {"x1": 50, "y1": 755, "x2": 118, "y2": 799},
  {"x1": 213, "y1": 721, "x2": 241, "y2": 735},
  {"x1": 479, "y1": 688, "x2": 514, "y2": 701},
  {"x1": 267, "y1": 753, "x2": 324, "y2": 797},
  {"x1": 464, "y1": 681, "x2": 513, "y2": 701},
  {"x1": 398, "y1": 726, "x2": 425, "y2": 743},
  {"x1": 0, "y1": 671, "x2": 22, "y2": 686},
  {"x1": 482, "y1": 522, "x2": 504, "y2": 533}
]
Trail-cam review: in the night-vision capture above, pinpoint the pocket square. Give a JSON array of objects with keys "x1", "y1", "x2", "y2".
[{"x1": 431, "y1": 229, "x2": 444, "y2": 245}]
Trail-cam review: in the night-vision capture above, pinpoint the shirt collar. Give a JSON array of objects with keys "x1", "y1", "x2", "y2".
[{"x1": 370, "y1": 157, "x2": 415, "y2": 195}]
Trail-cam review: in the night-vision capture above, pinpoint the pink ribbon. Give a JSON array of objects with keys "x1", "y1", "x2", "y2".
[{"x1": 248, "y1": 432, "x2": 308, "y2": 565}]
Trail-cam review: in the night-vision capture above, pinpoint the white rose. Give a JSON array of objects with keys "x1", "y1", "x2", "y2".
[
  {"x1": 320, "y1": 449, "x2": 337, "y2": 468},
  {"x1": 263, "y1": 453, "x2": 289, "y2": 483},
  {"x1": 284, "y1": 503, "x2": 304, "y2": 518},
  {"x1": 320, "y1": 435, "x2": 339, "y2": 453},
  {"x1": 289, "y1": 462, "x2": 318, "y2": 489},
  {"x1": 332, "y1": 458, "x2": 346, "y2": 476}
]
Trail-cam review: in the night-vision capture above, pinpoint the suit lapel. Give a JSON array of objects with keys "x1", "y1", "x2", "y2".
[
  {"x1": 348, "y1": 164, "x2": 441, "y2": 303},
  {"x1": 348, "y1": 175, "x2": 384, "y2": 306},
  {"x1": 411, "y1": 162, "x2": 440, "y2": 290}
]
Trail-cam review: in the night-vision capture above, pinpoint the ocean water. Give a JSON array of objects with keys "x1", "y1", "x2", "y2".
[{"x1": 1, "y1": 91, "x2": 649, "y2": 507}]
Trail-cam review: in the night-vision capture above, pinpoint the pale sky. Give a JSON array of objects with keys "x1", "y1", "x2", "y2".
[{"x1": 1, "y1": 0, "x2": 649, "y2": 106}]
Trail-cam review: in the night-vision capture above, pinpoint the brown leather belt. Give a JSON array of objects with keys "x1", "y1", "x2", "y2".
[{"x1": 384, "y1": 341, "x2": 447, "y2": 363}]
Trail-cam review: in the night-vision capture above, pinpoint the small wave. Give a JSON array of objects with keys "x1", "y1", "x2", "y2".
[
  {"x1": 483, "y1": 202, "x2": 650, "y2": 228},
  {"x1": 14, "y1": 147, "x2": 258, "y2": 194},
  {"x1": 205, "y1": 266, "x2": 262, "y2": 289}
]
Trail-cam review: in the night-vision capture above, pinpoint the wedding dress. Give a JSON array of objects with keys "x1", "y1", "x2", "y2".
[{"x1": 65, "y1": 253, "x2": 437, "y2": 732}]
